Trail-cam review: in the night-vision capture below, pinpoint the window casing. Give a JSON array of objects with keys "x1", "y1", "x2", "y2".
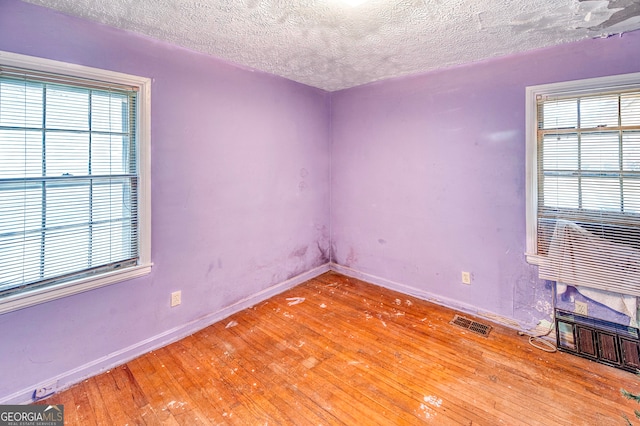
[
  {"x1": 0, "y1": 51, "x2": 151, "y2": 314},
  {"x1": 526, "y1": 72, "x2": 640, "y2": 296}
]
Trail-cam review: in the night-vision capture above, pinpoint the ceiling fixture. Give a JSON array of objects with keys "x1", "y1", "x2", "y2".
[{"x1": 340, "y1": 0, "x2": 369, "y2": 6}]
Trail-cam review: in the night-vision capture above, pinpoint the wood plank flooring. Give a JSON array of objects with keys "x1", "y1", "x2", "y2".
[{"x1": 43, "y1": 272, "x2": 640, "y2": 425}]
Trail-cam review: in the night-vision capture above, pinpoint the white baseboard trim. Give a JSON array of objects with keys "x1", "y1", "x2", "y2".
[
  {"x1": 329, "y1": 263, "x2": 523, "y2": 331},
  {"x1": 2, "y1": 263, "x2": 330, "y2": 405}
]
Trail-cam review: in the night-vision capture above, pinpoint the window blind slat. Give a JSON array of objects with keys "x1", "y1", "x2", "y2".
[{"x1": 0, "y1": 65, "x2": 138, "y2": 93}]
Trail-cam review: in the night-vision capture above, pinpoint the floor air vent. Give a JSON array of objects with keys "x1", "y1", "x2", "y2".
[{"x1": 450, "y1": 314, "x2": 492, "y2": 337}]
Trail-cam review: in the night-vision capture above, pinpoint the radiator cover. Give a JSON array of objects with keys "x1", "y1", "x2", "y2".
[{"x1": 555, "y1": 309, "x2": 640, "y2": 372}]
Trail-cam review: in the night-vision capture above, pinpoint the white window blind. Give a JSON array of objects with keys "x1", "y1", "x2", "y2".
[
  {"x1": 532, "y1": 83, "x2": 640, "y2": 296},
  {"x1": 0, "y1": 64, "x2": 141, "y2": 298}
]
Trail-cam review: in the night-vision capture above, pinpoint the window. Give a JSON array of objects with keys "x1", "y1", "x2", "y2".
[
  {"x1": 526, "y1": 73, "x2": 640, "y2": 296},
  {"x1": 0, "y1": 51, "x2": 151, "y2": 313}
]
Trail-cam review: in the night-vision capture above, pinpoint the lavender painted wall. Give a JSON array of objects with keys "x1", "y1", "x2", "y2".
[
  {"x1": 2, "y1": 0, "x2": 640, "y2": 405},
  {"x1": 0, "y1": 0, "x2": 330, "y2": 401},
  {"x1": 331, "y1": 31, "x2": 640, "y2": 327}
]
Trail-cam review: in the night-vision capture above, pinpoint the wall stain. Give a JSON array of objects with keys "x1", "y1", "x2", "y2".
[
  {"x1": 206, "y1": 261, "x2": 215, "y2": 277},
  {"x1": 298, "y1": 168, "x2": 309, "y2": 192},
  {"x1": 346, "y1": 247, "x2": 358, "y2": 266},
  {"x1": 316, "y1": 242, "x2": 330, "y2": 264},
  {"x1": 206, "y1": 258, "x2": 223, "y2": 277},
  {"x1": 285, "y1": 264, "x2": 308, "y2": 281},
  {"x1": 290, "y1": 245, "x2": 308, "y2": 258}
]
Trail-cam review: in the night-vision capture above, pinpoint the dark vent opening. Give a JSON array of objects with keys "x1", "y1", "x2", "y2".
[
  {"x1": 450, "y1": 314, "x2": 492, "y2": 337},
  {"x1": 622, "y1": 339, "x2": 640, "y2": 368}
]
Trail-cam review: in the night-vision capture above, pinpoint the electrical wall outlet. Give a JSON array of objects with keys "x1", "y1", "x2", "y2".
[
  {"x1": 461, "y1": 271, "x2": 471, "y2": 285},
  {"x1": 171, "y1": 291, "x2": 181, "y2": 307},
  {"x1": 575, "y1": 301, "x2": 588, "y2": 316},
  {"x1": 33, "y1": 383, "x2": 56, "y2": 400}
]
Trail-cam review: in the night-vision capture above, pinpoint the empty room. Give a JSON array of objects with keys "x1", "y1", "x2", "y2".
[{"x1": 2, "y1": 0, "x2": 640, "y2": 424}]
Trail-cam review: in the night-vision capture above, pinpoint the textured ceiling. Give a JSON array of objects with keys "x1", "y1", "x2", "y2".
[{"x1": 22, "y1": 0, "x2": 640, "y2": 91}]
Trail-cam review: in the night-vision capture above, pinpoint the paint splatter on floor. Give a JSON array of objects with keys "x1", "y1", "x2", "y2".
[
  {"x1": 424, "y1": 395, "x2": 442, "y2": 407},
  {"x1": 166, "y1": 401, "x2": 187, "y2": 410},
  {"x1": 286, "y1": 297, "x2": 305, "y2": 306},
  {"x1": 418, "y1": 395, "x2": 442, "y2": 419}
]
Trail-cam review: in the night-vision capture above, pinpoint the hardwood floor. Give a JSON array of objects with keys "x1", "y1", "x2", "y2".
[{"x1": 43, "y1": 272, "x2": 640, "y2": 425}]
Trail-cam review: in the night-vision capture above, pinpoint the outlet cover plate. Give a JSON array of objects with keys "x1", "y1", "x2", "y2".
[
  {"x1": 171, "y1": 291, "x2": 181, "y2": 307},
  {"x1": 575, "y1": 301, "x2": 588, "y2": 316}
]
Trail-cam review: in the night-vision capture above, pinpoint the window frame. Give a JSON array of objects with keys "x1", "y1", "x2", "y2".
[
  {"x1": 525, "y1": 72, "x2": 640, "y2": 265},
  {"x1": 0, "y1": 50, "x2": 152, "y2": 314}
]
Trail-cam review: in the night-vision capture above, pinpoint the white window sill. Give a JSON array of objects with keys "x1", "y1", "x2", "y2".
[
  {"x1": 525, "y1": 253, "x2": 544, "y2": 266},
  {"x1": 0, "y1": 263, "x2": 153, "y2": 315}
]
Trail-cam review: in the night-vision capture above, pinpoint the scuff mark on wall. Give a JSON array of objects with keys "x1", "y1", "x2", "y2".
[
  {"x1": 206, "y1": 261, "x2": 215, "y2": 277},
  {"x1": 284, "y1": 263, "x2": 310, "y2": 282},
  {"x1": 513, "y1": 277, "x2": 554, "y2": 329},
  {"x1": 535, "y1": 299, "x2": 553, "y2": 316},
  {"x1": 205, "y1": 258, "x2": 223, "y2": 278}
]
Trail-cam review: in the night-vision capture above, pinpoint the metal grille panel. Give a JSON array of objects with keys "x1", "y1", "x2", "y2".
[{"x1": 450, "y1": 314, "x2": 492, "y2": 337}]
